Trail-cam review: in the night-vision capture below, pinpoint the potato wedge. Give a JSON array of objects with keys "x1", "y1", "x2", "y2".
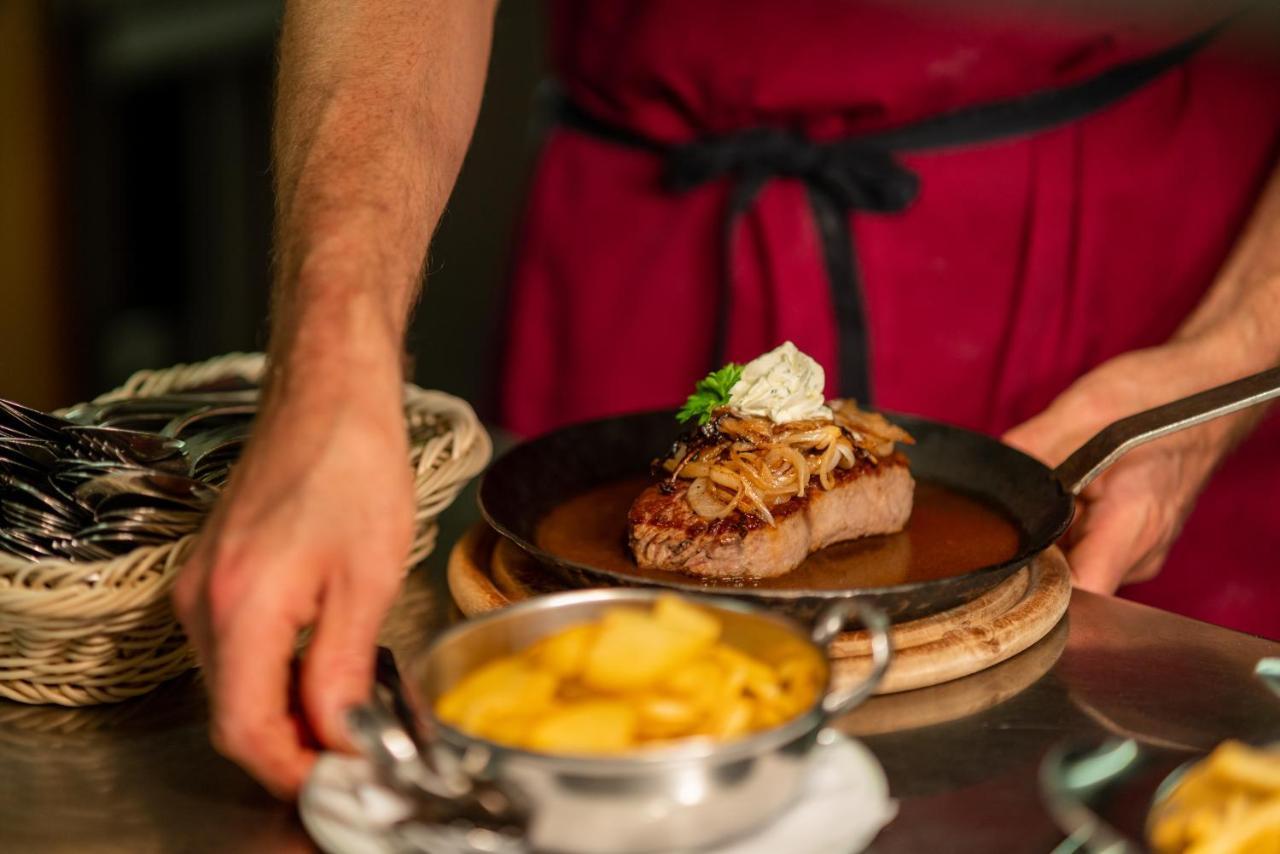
[
  {"x1": 636, "y1": 694, "x2": 703, "y2": 739},
  {"x1": 583, "y1": 609, "x2": 713, "y2": 693},
  {"x1": 527, "y1": 623, "x2": 596, "y2": 679},
  {"x1": 653, "y1": 595, "x2": 721, "y2": 645},
  {"x1": 437, "y1": 659, "x2": 558, "y2": 732},
  {"x1": 525, "y1": 701, "x2": 638, "y2": 754}
]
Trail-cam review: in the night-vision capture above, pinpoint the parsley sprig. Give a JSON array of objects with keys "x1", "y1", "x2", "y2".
[{"x1": 676, "y1": 363, "x2": 743, "y2": 425}]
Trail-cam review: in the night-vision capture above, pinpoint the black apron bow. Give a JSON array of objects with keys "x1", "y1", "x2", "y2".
[
  {"x1": 662, "y1": 128, "x2": 920, "y2": 402},
  {"x1": 662, "y1": 127, "x2": 920, "y2": 212}
]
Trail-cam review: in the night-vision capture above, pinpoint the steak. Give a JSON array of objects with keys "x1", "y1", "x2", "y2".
[{"x1": 628, "y1": 453, "x2": 914, "y2": 580}]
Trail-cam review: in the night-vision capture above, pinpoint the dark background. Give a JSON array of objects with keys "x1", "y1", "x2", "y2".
[{"x1": 0, "y1": 0, "x2": 546, "y2": 415}]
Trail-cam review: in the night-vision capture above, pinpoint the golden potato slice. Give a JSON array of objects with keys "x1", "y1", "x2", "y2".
[
  {"x1": 777, "y1": 655, "x2": 823, "y2": 692},
  {"x1": 525, "y1": 701, "x2": 639, "y2": 754},
  {"x1": 659, "y1": 655, "x2": 729, "y2": 722},
  {"x1": 1187, "y1": 797, "x2": 1280, "y2": 854},
  {"x1": 555, "y1": 679, "x2": 596, "y2": 702},
  {"x1": 437, "y1": 659, "x2": 558, "y2": 733},
  {"x1": 436, "y1": 658, "x2": 527, "y2": 724},
  {"x1": 1165, "y1": 773, "x2": 1232, "y2": 815},
  {"x1": 776, "y1": 655, "x2": 823, "y2": 714},
  {"x1": 527, "y1": 623, "x2": 596, "y2": 679},
  {"x1": 1184, "y1": 803, "x2": 1224, "y2": 848},
  {"x1": 583, "y1": 609, "x2": 712, "y2": 693},
  {"x1": 653, "y1": 595, "x2": 722, "y2": 645},
  {"x1": 750, "y1": 702, "x2": 788, "y2": 731},
  {"x1": 1149, "y1": 809, "x2": 1188, "y2": 854},
  {"x1": 712, "y1": 645, "x2": 783, "y2": 705},
  {"x1": 709, "y1": 648, "x2": 750, "y2": 700},
  {"x1": 636, "y1": 694, "x2": 703, "y2": 739},
  {"x1": 700, "y1": 698, "x2": 754, "y2": 740},
  {"x1": 661, "y1": 656, "x2": 724, "y2": 699},
  {"x1": 1202, "y1": 741, "x2": 1280, "y2": 793}
]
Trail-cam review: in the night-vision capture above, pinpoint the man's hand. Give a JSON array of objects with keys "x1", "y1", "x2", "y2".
[
  {"x1": 172, "y1": 378, "x2": 414, "y2": 797},
  {"x1": 1003, "y1": 341, "x2": 1257, "y2": 595}
]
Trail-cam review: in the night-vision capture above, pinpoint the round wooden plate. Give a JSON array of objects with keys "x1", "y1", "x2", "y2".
[{"x1": 447, "y1": 524, "x2": 1071, "y2": 695}]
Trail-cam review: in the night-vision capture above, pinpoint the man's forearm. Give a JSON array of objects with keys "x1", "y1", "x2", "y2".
[
  {"x1": 267, "y1": 0, "x2": 497, "y2": 402},
  {"x1": 1163, "y1": 160, "x2": 1280, "y2": 447},
  {"x1": 1175, "y1": 160, "x2": 1280, "y2": 373}
]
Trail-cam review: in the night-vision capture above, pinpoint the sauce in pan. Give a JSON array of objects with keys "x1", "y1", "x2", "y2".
[{"x1": 534, "y1": 478, "x2": 1021, "y2": 590}]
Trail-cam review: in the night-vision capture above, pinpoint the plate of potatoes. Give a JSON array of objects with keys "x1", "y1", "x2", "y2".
[{"x1": 352, "y1": 588, "x2": 890, "y2": 854}]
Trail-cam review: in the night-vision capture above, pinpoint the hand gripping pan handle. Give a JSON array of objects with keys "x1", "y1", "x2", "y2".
[{"x1": 1054, "y1": 365, "x2": 1280, "y2": 495}]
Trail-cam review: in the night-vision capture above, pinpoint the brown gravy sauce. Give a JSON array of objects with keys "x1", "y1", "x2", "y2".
[{"x1": 534, "y1": 478, "x2": 1021, "y2": 590}]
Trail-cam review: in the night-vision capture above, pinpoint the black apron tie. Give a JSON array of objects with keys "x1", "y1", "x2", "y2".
[
  {"x1": 551, "y1": 15, "x2": 1230, "y2": 401},
  {"x1": 662, "y1": 128, "x2": 919, "y2": 402}
]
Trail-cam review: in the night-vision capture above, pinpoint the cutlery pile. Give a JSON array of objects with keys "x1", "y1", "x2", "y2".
[{"x1": 0, "y1": 392, "x2": 256, "y2": 562}]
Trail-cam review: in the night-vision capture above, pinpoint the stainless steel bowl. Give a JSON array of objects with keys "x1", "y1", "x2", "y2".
[{"x1": 356, "y1": 589, "x2": 891, "y2": 853}]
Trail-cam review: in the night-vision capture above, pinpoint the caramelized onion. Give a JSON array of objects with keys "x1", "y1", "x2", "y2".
[
  {"x1": 662, "y1": 401, "x2": 913, "y2": 526},
  {"x1": 782, "y1": 446, "x2": 810, "y2": 496},
  {"x1": 686, "y1": 477, "x2": 735, "y2": 519}
]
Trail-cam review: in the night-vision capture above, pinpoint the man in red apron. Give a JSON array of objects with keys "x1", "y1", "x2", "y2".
[
  {"x1": 173, "y1": 1, "x2": 1280, "y2": 795},
  {"x1": 501, "y1": 1, "x2": 1280, "y2": 638}
]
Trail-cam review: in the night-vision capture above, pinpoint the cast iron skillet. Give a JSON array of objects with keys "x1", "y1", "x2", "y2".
[{"x1": 480, "y1": 367, "x2": 1280, "y2": 622}]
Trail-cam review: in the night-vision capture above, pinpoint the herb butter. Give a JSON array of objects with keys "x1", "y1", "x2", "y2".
[{"x1": 727, "y1": 342, "x2": 832, "y2": 423}]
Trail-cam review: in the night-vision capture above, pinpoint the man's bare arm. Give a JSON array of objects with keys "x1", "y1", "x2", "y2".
[
  {"x1": 172, "y1": 0, "x2": 497, "y2": 797},
  {"x1": 271, "y1": 0, "x2": 496, "y2": 386}
]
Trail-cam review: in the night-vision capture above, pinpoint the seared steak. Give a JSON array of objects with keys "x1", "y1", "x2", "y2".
[{"x1": 628, "y1": 453, "x2": 913, "y2": 580}]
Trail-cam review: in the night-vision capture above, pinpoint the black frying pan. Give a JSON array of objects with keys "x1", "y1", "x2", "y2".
[{"x1": 480, "y1": 367, "x2": 1280, "y2": 622}]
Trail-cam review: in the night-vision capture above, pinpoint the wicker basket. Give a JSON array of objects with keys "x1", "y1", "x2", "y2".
[{"x1": 0, "y1": 353, "x2": 491, "y2": 706}]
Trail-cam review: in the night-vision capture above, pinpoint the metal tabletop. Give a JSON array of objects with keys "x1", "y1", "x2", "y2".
[{"x1": 1, "y1": 488, "x2": 1276, "y2": 854}]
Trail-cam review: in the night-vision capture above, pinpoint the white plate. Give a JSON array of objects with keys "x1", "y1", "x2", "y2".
[{"x1": 300, "y1": 729, "x2": 896, "y2": 854}]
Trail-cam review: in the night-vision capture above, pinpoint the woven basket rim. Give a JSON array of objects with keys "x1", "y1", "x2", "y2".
[{"x1": 0, "y1": 351, "x2": 487, "y2": 602}]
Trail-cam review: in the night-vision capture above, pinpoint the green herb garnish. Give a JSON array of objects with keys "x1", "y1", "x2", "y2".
[{"x1": 676, "y1": 363, "x2": 743, "y2": 425}]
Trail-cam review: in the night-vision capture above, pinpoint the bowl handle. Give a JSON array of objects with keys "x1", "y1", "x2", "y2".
[
  {"x1": 811, "y1": 599, "x2": 893, "y2": 717},
  {"x1": 345, "y1": 648, "x2": 474, "y2": 800},
  {"x1": 347, "y1": 701, "x2": 472, "y2": 801}
]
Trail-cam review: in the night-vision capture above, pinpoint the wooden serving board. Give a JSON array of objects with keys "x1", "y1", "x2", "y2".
[{"x1": 447, "y1": 524, "x2": 1071, "y2": 695}]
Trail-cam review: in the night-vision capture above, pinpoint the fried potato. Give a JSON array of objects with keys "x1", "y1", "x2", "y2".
[
  {"x1": 661, "y1": 656, "x2": 725, "y2": 701},
  {"x1": 636, "y1": 694, "x2": 703, "y2": 739},
  {"x1": 1148, "y1": 741, "x2": 1280, "y2": 854},
  {"x1": 436, "y1": 658, "x2": 558, "y2": 731},
  {"x1": 583, "y1": 609, "x2": 712, "y2": 693},
  {"x1": 1202, "y1": 741, "x2": 1280, "y2": 793},
  {"x1": 750, "y1": 702, "x2": 788, "y2": 731},
  {"x1": 527, "y1": 623, "x2": 596, "y2": 678},
  {"x1": 700, "y1": 698, "x2": 754, "y2": 740},
  {"x1": 712, "y1": 645, "x2": 783, "y2": 705},
  {"x1": 526, "y1": 701, "x2": 638, "y2": 754},
  {"x1": 653, "y1": 595, "x2": 721, "y2": 645},
  {"x1": 433, "y1": 595, "x2": 823, "y2": 756}
]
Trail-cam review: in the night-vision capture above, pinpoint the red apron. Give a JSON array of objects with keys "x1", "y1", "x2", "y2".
[{"x1": 498, "y1": 1, "x2": 1280, "y2": 638}]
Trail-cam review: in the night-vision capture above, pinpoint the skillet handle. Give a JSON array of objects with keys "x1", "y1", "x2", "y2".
[
  {"x1": 1053, "y1": 365, "x2": 1280, "y2": 495},
  {"x1": 812, "y1": 599, "x2": 893, "y2": 717}
]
